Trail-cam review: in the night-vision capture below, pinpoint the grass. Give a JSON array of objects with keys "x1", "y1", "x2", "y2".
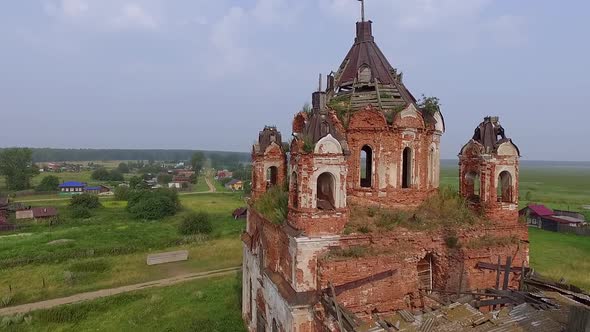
[
  {"x1": 0, "y1": 238, "x2": 242, "y2": 306},
  {"x1": 529, "y1": 227, "x2": 590, "y2": 291},
  {"x1": 2, "y1": 274, "x2": 246, "y2": 331},
  {"x1": 0, "y1": 193, "x2": 246, "y2": 305},
  {"x1": 193, "y1": 175, "x2": 210, "y2": 192},
  {"x1": 346, "y1": 186, "x2": 482, "y2": 233}
]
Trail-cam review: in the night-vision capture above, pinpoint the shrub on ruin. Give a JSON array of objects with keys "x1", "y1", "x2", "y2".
[
  {"x1": 252, "y1": 185, "x2": 288, "y2": 224},
  {"x1": 70, "y1": 193, "x2": 101, "y2": 209},
  {"x1": 178, "y1": 211, "x2": 212, "y2": 235}
]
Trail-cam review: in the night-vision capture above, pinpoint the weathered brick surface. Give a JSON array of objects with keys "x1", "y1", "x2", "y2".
[
  {"x1": 252, "y1": 142, "x2": 287, "y2": 201},
  {"x1": 318, "y1": 225, "x2": 529, "y2": 314},
  {"x1": 345, "y1": 107, "x2": 442, "y2": 208}
]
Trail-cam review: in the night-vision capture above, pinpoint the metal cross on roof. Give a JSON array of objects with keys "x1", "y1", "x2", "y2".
[{"x1": 358, "y1": 0, "x2": 365, "y2": 22}]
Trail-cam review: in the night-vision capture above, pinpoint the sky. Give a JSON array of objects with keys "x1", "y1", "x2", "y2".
[{"x1": 0, "y1": 0, "x2": 588, "y2": 161}]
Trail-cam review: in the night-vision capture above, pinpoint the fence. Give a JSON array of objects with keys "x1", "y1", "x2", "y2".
[{"x1": 557, "y1": 224, "x2": 590, "y2": 237}]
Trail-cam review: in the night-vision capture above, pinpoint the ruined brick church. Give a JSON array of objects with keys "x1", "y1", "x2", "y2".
[{"x1": 242, "y1": 10, "x2": 527, "y2": 332}]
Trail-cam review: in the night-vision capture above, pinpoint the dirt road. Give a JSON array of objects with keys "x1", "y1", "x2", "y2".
[{"x1": 0, "y1": 266, "x2": 241, "y2": 316}]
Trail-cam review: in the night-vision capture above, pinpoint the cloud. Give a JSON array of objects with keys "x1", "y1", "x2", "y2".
[
  {"x1": 207, "y1": 0, "x2": 303, "y2": 77},
  {"x1": 110, "y1": 3, "x2": 159, "y2": 30},
  {"x1": 43, "y1": 0, "x2": 160, "y2": 31},
  {"x1": 61, "y1": 0, "x2": 89, "y2": 17},
  {"x1": 484, "y1": 15, "x2": 527, "y2": 48}
]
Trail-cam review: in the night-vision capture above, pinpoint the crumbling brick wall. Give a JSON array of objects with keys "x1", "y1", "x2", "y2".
[
  {"x1": 317, "y1": 225, "x2": 528, "y2": 314},
  {"x1": 345, "y1": 107, "x2": 442, "y2": 209}
]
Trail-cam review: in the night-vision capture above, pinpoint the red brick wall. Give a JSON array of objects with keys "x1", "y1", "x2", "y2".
[
  {"x1": 251, "y1": 144, "x2": 287, "y2": 201},
  {"x1": 318, "y1": 225, "x2": 528, "y2": 314},
  {"x1": 345, "y1": 108, "x2": 440, "y2": 208},
  {"x1": 247, "y1": 208, "x2": 293, "y2": 285}
]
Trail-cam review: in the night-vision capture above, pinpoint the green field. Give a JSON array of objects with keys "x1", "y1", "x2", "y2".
[
  {"x1": 0, "y1": 193, "x2": 246, "y2": 306},
  {"x1": 2, "y1": 274, "x2": 246, "y2": 332},
  {"x1": 529, "y1": 227, "x2": 590, "y2": 290}
]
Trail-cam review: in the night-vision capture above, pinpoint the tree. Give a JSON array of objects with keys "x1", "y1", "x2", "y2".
[
  {"x1": 0, "y1": 148, "x2": 39, "y2": 191},
  {"x1": 70, "y1": 193, "x2": 101, "y2": 209},
  {"x1": 114, "y1": 186, "x2": 130, "y2": 201},
  {"x1": 91, "y1": 168, "x2": 111, "y2": 181},
  {"x1": 127, "y1": 189, "x2": 181, "y2": 220},
  {"x1": 36, "y1": 175, "x2": 60, "y2": 192},
  {"x1": 117, "y1": 162, "x2": 130, "y2": 173},
  {"x1": 129, "y1": 176, "x2": 148, "y2": 189},
  {"x1": 109, "y1": 170, "x2": 124, "y2": 182},
  {"x1": 178, "y1": 211, "x2": 212, "y2": 235},
  {"x1": 157, "y1": 173, "x2": 173, "y2": 184},
  {"x1": 190, "y1": 152, "x2": 205, "y2": 174}
]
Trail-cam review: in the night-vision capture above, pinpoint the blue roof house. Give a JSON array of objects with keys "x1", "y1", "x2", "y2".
[{"x1": 58, "y1": 181, "x2": 86, "y2": 194}]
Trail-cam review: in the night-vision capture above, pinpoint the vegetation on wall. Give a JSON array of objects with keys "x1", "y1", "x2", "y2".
[
  {"x1": 347, "y1": 186, "x2": 481, "y2": 234},
  {"x1": 252, "y1": 185, "x2": 288, "y2": 224},
  {"x1": 417, "y1": 94, "x2": 441, "y2": 117}
]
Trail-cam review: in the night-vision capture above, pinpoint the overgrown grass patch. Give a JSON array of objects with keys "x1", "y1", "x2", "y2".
[
  {"x1": 346, "y1": 186, "x2": 482, "y2": 234},
  {"x1": 5, "y1": 275, "x2": 245, "y2": 331},
  {"x1": 252, "y1": 185, "x2": 288, "y2": 224}
]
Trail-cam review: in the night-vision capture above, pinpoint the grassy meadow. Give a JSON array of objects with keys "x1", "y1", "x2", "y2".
[
  {"x1": 529, "y1": 227, "x2": 590, "y2": 290},
  {"x1": 0, "y1": 193, "x2": 246, "y2": 306},
  {"x1": 2, "y1": 274, "x2": 245, "y2": 332}
]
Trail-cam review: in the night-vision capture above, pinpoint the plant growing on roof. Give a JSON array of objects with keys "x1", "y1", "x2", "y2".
[{"x1": 417, "y1": 95, "x2": 441, "y2": 117}]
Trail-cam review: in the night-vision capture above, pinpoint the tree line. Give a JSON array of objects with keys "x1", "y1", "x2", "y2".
[{"x1": 14, "y1": 148, "x2": 251, "y2": 164}]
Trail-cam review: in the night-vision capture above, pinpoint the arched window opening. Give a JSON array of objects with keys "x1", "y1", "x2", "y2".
[
  {"x1": 360, "y1": 145, "x2": 373, "y2": 188},
  {"x1": 465, "y1": 171, "x2": 481, "y2": 202},
  {"x1": 290, "y1": 172, "x2": 298, "y2": 208},
  {"x1": 266, "y1": 166, "x2": 278, "y2": 188},
  {"x1": 417, "y1": 254, "x2": 434, "y2": 293},
  {"x1": 402, "y1": 147, "x2": 412, "y2": 188},
  {"x1": 272, "y1": 319, "x2": 279, "y2": 332},
  {"x1": 498, "y1": 171, "x2": 513, "y2": 203},
  {"x1": 316, "y1": 172, "x2": 336, "y2": 210}
]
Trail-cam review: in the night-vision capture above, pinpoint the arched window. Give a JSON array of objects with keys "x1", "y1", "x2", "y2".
[
  {"x1": 498, "y1": 171, "x2": 513, "y2": 203},
  {"x1": 417, "y1": 254, "x2": 433, "y2": 293},
  {"x1": 360, "y1": 145, "x2": 373, "y2": 188},
  {"x1": 290, "y1": 172, "x2": 298, "y2": 208},
  {"x1": 316, "y1": 172, "x2": 336, "y2": 210},
  {"x1": 402, "y1": 147, "x2": 412, "y2": 188},
  {"x1": 266, "y1": 166, "x2": 278, "y2": 187},
  {"x1": 465, "y1": 171, "x2": 480, "y2": 202}
]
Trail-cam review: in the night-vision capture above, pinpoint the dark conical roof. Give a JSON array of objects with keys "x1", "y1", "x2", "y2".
[{"x1": 330, "y1": 21, "x2": 416, "y2": 112}]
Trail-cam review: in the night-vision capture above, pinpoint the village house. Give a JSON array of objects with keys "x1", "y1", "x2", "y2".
[
  {"x1": 0, "y1": 196, "x2": 8, "y2": 217},
  {"x1": 242, "y1": 8, "x2": 528, "y2": 332},
  {"x1": 216, "y1": 170, "x2": 233, "y2": 179},
  {"x1": 58, "y1": 181, "x2": 86, "y2": 194},
  {"x1": 84, "y1": 185, "x2": 111, "y2": 195},
  {"x1": 225, "y1": 179, "x2": 244, "y2": 191},
  {"x1": 520, "y1": 204, "x2": 586, "y2": 231},
  {"x1": 16, "y1": 207, "x2": 58, "y2": 221}
]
